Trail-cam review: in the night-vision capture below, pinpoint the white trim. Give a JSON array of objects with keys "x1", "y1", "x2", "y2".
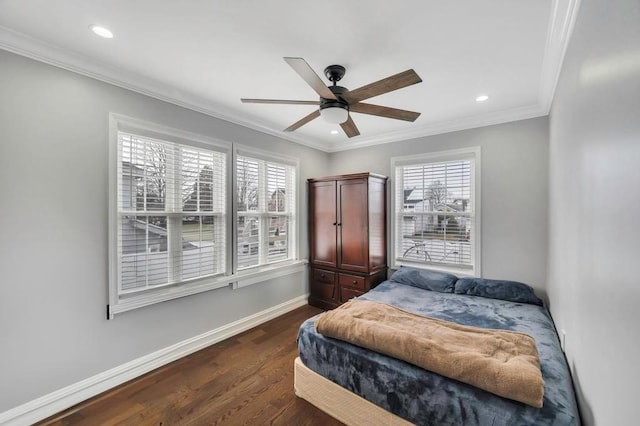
[
  {"x1": 230, "y1": 142, "x2": 239, "y2": 274},
  {"x1": 109, "y1": 276, "x2": 230, "y2": 317},
  {"x1": 0, "y1": 25, "x2": 328, "y2": 152},
  {"x1": 0, "y1": 294, "x2": 309, "y2": 426},
  {"x1": 389, "y1": 147, "x2": 482, "y2": 277},
  {"x1": 108, "y1": 115, "x2": 119, "y2": 313},
  {"x1": 538, "y1": 0, "x2": 582, "y2": 113},
  {"x1": 233, "y1": 145, "x2": 300, "y2": 270},
  {"x1": 110, "y1": 113, "x2": 233, "y2": 152},
  {"x1": 108, "y1": 114, "x2": 304, "y2": 316},
  {"x1": 230, "y1": 260, "x2": 307, "y2": 289},
  {"x1": 0, "y1": 0, "x2": 581, "y2": 153},
  {"x1": 391, "y1": 146, "x2": 480, "y2": 167},
  {"x1": 110, "y1": 259, "x2": 307, "y2": 318},
  {"x1": 108, "y1": 114, "x2": 233, "y2": 317},
  {"x1": 474, "y1": 148, "x2": 482, "y2": 277},
  {"x1": 235, "y1": 143, "x2": 300, "y2": 168},
  {"x1": 325, "y1": 104, "x2": 546, "y2": 152},
  {"x1": 392, "y1": 260, "x2": 476, "y2": 278}
]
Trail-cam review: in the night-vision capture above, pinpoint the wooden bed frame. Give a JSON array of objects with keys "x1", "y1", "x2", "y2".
[{"x1": 294, "y1": 357, "x2": 412, "y2": 426}]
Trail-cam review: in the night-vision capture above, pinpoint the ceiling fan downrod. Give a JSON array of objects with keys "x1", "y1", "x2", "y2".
[{"x1": 324, "y1": 65, "x2": 346, "y2": 87}]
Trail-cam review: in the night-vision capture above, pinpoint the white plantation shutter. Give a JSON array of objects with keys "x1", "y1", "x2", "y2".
[
  {"x1": 236, "y1": 153, "x2": 296, "y2": 270},
  {"x1": 392, "y1": 148, "x2": 480, "y2": 273},
  {"x1": 109, "y1": 115, "x2": 302, "y2": 317},
  {"x1": 117, "y1": 132, "x2": 226, "y2": 294}
]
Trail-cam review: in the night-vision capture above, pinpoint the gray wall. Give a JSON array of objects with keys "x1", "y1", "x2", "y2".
[
  {"x1": 0, "y1": 50, "x2": 329, "y2": 411},
  {"x1": 547, "y1": 0, "x2": 640, "y2": 424},
  {"x1": 330, "y1": 117, "x2": 550, "y2": 293}
]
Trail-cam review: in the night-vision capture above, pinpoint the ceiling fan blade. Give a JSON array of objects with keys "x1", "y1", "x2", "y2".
[
  {"x1": 349, "y1": 102, "x2": 421, "y2": 122},
  {"x1": 241, "y1": 98, "x2": 319, "y2": 105},
  {"x1": 284, "y1": 57, "x2": 337, "y2": 100},
  {"x1": 284, "y1": 110, "x2": 321, "y2": 132},
  {"x1": 340, "y1": 115, "x2": 360, "y2": 138},
  {"x1": 344, "y1": 69, "x2": 422, "y2": 104}
]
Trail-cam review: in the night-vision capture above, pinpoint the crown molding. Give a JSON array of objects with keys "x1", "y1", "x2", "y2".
[
  {"x1": 324, "y1": 103, "x2": 547, "y2": 152},
  {"x1": 539, "y1": 0, "x2": 582, "y2": 113},
  {"x1": 0, "y1": 0, "x2": 580, "y2": 153},
  {"x1": 0, "y1": 25, "x2": 328, "y2": 152}
]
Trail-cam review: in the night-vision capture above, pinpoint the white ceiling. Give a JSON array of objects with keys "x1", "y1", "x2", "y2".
[{"x1": 0, "y1": 0, "x2": 579, "y2": 152}]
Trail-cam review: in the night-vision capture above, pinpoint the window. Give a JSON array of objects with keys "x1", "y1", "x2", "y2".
[
  {"x1": 109, "y1": 115, "x2": 302, "y2": 317},
  {"x1": 117, "y1": 133, "x2": 227, "y2": 293},
  {"x1": 236, "y1": 150, "x2": 297, "y2": 270},
  {"x1": 391, "y1": 147, "x2": 481, "y2": 275}
]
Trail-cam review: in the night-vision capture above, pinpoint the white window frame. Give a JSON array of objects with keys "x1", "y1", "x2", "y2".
[
  {"x1": 390, "y1": 147, "x2": 481, "y2": 276},
  {"x1": 108, "y1": 115, "x2": 304, "y2": 318},
  {"x1": 233, "y1": 144, "x2": 300, "y2": 272}
]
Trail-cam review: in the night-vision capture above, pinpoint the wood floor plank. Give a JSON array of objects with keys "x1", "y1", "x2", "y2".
[{"x1": 37, "y1": 305, "x2": 342, "y2": 426}]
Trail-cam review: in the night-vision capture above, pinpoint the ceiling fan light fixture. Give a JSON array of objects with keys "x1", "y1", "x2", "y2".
[
  {"x1": 320, "y1": 95, "x2": 349, "y2": 124},
  {"x1": 320, "y1": 105, "x2": 349, "y2": 124}
]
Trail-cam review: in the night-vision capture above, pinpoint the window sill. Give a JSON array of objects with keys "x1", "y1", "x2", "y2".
[
  {"x1": 392, "y1": 259, "x2": 479, "y2": 278},
  {"x1": 109, "y1": 260, "x2": 308, "y2": 318},
  {"x1": 230, "y1": 259, "x2": 308, "y2": 289}
]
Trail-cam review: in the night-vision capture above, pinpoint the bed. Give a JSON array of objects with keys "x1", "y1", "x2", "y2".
[{"x1": 296, "y1": 267, "x2": 580, "y2": 425}]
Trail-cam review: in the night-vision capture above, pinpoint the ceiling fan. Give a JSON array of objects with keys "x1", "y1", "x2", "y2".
[{"x1": 241, "y1": 57, "x2": 423, "y2": 138}]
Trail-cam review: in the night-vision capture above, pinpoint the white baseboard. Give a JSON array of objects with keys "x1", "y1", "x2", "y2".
[{"x1": 0, "y1": 294, "x2": 309, "y2": 426}]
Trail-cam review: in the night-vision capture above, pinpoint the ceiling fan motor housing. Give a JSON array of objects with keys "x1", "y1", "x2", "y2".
[{"x1": 320, "y1": 85, "x2": 349, "y2": 112}]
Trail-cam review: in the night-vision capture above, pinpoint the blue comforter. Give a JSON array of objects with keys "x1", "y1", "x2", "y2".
[{"x1": 298, "y1": 281, "x2": 580, "y2": 425}]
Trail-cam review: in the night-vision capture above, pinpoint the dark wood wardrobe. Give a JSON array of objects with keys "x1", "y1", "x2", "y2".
[{"x1": 307, "y1": 172, "x2": 388, "y2": 309}]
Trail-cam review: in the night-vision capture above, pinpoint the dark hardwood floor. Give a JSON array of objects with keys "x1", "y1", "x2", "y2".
[{"x1": 38, "y1": 305, "x2": 343, "y2": 426}]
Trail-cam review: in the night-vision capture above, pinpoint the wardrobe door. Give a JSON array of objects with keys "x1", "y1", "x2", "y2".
[
  {"x1": 309, "y1": 180, "x2": 337, "y2": 268},
  {"x1": 337, "y1": 178, "x2": 369, "y2": 273}
]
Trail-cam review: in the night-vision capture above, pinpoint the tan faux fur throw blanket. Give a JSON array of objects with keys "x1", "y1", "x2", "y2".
[{"x1": 315, "y1": 300, "x2": 545, "y2": 407}]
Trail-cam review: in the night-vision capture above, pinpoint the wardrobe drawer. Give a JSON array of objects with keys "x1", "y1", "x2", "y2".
[
  {"x1": 312, "y1": 269, "x2": 335, "y2": 285},
  {"x1": 338, "y1": 273, "x2": 366, "y2": 291}
]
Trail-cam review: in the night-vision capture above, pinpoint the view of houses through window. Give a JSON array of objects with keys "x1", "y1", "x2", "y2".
[
  {"x1": 117, "y1": 135, "x2": 298, "y2": 296},
  {"x1": 236, "y1": 155, "x2": 295, "y2": 269},
  {"x1": 118, "y1": 134, "x2": 226, "y2": 293},
  {"x1": 394, "y1": 156, "x2": 476, "y2": 270}
]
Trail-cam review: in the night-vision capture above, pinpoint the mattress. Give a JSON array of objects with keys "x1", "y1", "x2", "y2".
[{"x1": 297, "y1": 280, "x2": 580, "y2": 425}]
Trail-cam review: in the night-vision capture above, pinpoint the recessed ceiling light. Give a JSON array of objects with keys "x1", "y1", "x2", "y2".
[
  {"x1": 90, "y1": 25, "x2": 113, "y2": 39},
  {"x1": 476, "y1": 95, "x2": 489, "y2": 102},
  {"x1": 330, "y1": 130, "x2": 339, "y2": 135}
]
